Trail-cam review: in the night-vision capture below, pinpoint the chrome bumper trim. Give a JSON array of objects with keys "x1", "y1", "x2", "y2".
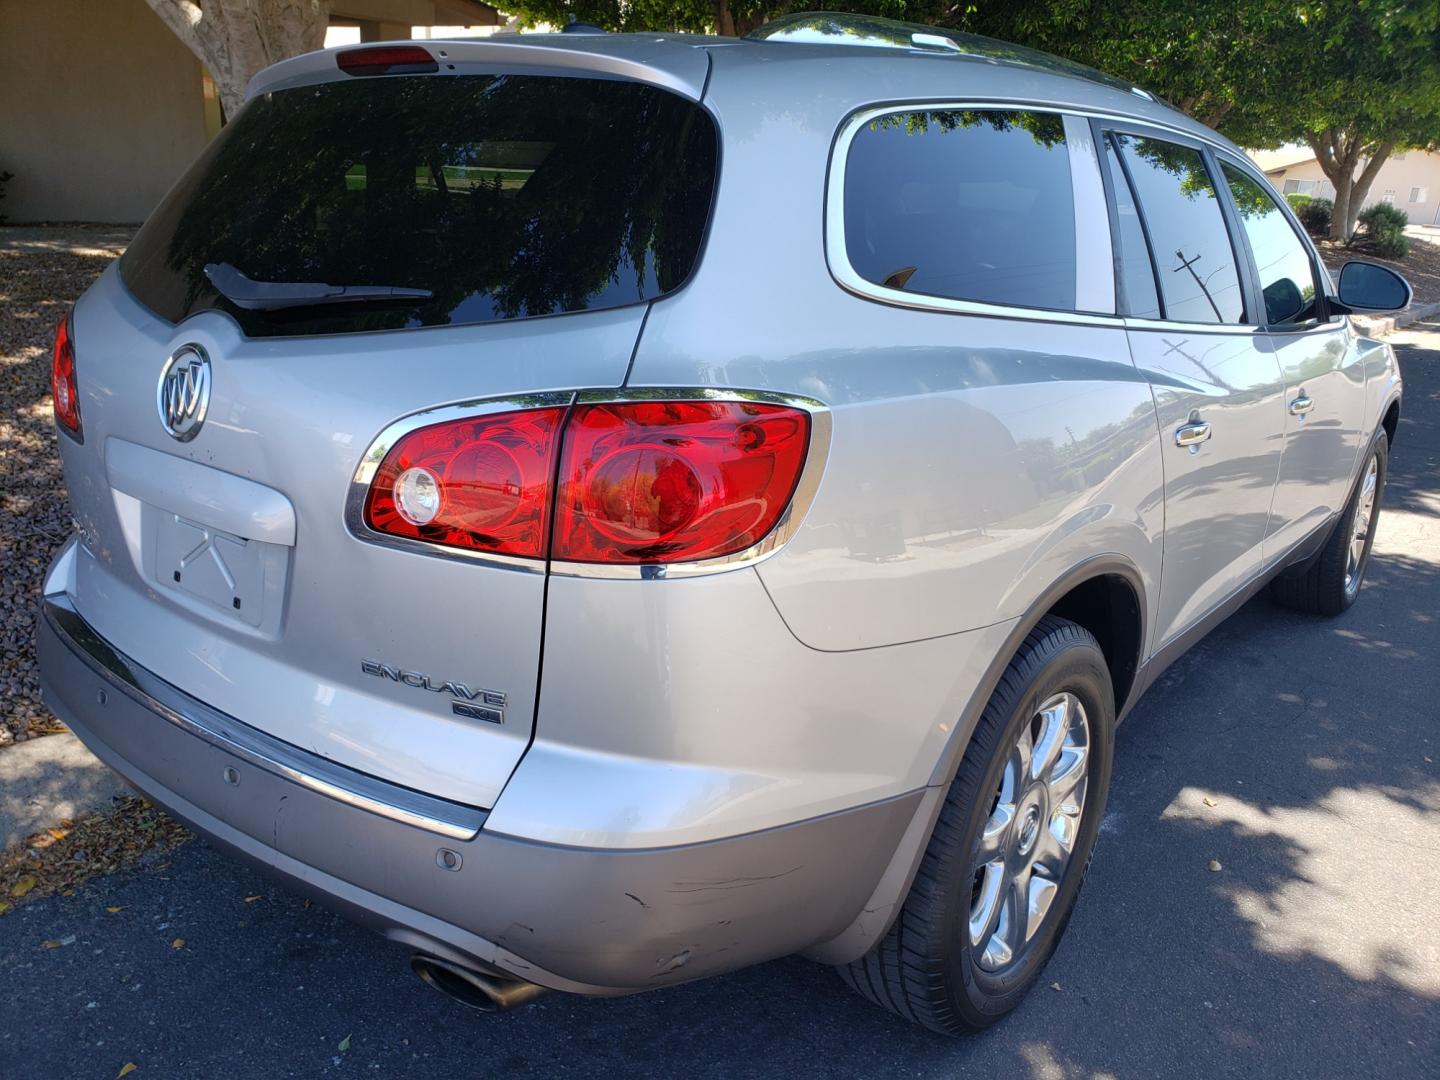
[{"x1": 42, "y1": 593, "x2": 487, "y2": 841}]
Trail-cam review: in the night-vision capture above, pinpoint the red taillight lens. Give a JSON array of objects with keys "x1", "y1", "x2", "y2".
[
  {"x1": 552, "y1": 401, "x2": 811, "y2": 564},
  {"x1": 337, "y1": 45, "x2": 438, "y2": 76},
  {"x1": 364, "y1": 408, "x2": 566, "y2": 558},
  {"x1": 51, "y1": 313, "x2": 82, "y2": 440}
]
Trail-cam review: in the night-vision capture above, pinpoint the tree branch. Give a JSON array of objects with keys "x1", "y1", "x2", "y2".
[{"x1": 143, "y1": 0, "x2": 208, "y2": 57}]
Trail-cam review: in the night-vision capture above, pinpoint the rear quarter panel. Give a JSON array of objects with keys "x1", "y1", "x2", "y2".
[{"x1": 628, "y1": 52, "x2": 1166, "y2": 654}]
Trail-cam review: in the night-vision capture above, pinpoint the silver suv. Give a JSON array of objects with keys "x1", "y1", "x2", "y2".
[{"x1": 38, "y1": 14, "x2": 1410, "y2": 1035}]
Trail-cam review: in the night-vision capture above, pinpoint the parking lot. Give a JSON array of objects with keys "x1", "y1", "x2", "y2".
[{"x1": 2, "y1": 322, "x2": 1437, "y2": 1078}]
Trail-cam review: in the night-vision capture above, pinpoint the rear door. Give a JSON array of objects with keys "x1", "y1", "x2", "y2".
[
  {"x1": 1213, "y1": 157, "x2": 1366, "y2": 562},
  {"x1": 60, "y1": 66, "x2": 717, "y2": 808},
  {"x1": 1100, "y1": 125, "x2": 1287, "y2": 649}
]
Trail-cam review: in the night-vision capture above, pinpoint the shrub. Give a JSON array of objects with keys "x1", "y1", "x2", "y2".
[
  {"x1": 1357, "y1": 201, "x2": 1410, "y2": 258},
  {"x1": 1289, "y1": 195, "x2": 1332, "y2": 238}
]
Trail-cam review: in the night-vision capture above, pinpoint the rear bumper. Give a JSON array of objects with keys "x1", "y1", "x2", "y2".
[{"x1": 37, "y1": 589, "x2": 920, "y2": 994}]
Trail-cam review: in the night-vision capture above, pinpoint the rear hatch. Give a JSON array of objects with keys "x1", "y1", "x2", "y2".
[{"x1": 58, "y1": 58, "x2": 717, "y2": 808}]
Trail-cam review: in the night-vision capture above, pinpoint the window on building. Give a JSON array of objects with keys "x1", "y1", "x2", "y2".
[
  {"x1": 1411, "y1": 187, "x2": 1428, "y2": 204},
  {"x1": 1382, "y1": 190, "x2": 1397, "y2": 204},
  {"x1": 1111, "y1": 134, "x2": 1245, "y2": 324},
  {"x1": 1282, "y1": 178, "x2": 1318, "y2": 196},
  {"x1": 842, "y1": 109, "x2": 1078, "y2": 311}
]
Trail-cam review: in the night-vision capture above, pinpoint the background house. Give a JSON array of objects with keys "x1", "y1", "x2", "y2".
[
  {"x1": 0, "y1": 0, "x2": 501, "y2": 224},
  {"x1": 1251, "y1": 146, "x2": 1440, "y2": 226}
]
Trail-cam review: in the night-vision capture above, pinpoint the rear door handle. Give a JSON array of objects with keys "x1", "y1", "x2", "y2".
[
  {"x1": 1174, "y1": 420, "x2": 1212, "y2": 449},
  {"x1": 1289, "y1": 393, "x2": 1315, "y2": 416}
]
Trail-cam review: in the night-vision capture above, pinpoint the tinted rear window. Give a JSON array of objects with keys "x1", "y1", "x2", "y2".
[
  {"x1": 120, "y1": 74, "x2": 717, "y2": 337},
  {"x1": 842, "y1": 109, "x2": 1077, "y2": 312}
]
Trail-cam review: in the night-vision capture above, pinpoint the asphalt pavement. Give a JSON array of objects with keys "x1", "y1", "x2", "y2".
[{"x1": 3, "y1": 325, "x2": 1438, "y2": 1079}]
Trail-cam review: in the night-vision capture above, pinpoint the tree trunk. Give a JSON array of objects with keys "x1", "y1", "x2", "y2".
[
  {"x1": 1306, "y1": 130, "x2": 1397, "y2": 242},
  {"x1": 1347, "y1": 142, "x2": 1397, "y2": 240},
  {"x1": 713, "y1": 0, "x2": 736, "y2": 37},
  {"x1": 145, "y1": 0, "x2": 329, "y2": 120}
]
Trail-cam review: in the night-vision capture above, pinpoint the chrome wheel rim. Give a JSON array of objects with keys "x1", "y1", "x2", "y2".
[
  {"x1": 969, "y1": 692, "x2": 1090, "y2": 973},
  {"x1": 1345, "y1": 455, "x2": 1379, "y2": 596}
]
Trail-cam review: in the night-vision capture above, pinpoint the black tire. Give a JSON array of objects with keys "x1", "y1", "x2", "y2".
[
  {"x1": 1271, "y1": 435, "x2": 1388, "y2": 616},
  {"x1": 838, "y1": 616, "x2": 1115, "y2": 1035}
]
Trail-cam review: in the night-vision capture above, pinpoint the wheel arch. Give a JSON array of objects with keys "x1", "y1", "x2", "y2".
[{"x1": 807, "y1": 555, "x2": 1147, "y2": 966}]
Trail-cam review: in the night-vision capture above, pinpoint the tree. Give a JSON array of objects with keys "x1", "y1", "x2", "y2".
[
  {"x1": 144, "y1": 1, "x2": 329, "y2": 119},
  {"x1": 949, "y1": 1, "x2": 1440, "y2": 241},
  {"x1": 1274, "y1": 2, "x2": 1440, "y2": 240}
]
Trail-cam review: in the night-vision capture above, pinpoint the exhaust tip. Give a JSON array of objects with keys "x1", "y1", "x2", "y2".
[{"x1": 410, "y1": 955, "x2": 549, "y2": 1012}]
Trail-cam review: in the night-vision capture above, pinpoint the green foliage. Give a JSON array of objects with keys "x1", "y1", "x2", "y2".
[
  {"x1": 1286, "y1": 195, "x2": 1332, "y2": 238},
  {"x1": 1357, "y1": 202, "x2": 1410, "y2": 258},
  {"x1": 496, "y1": 2, "x2": 1440, "y2": 241}
]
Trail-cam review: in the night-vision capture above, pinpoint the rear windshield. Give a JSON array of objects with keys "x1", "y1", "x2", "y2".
[{"x1": 120, "y1": 74, "x2": 718, "y2": 337}]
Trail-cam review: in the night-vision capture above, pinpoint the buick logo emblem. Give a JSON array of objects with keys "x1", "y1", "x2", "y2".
[{"x1": 157, "y1": 344, "x2": 211, "y2": 441}]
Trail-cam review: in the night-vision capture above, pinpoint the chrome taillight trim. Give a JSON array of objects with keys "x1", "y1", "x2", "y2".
[
  {"x1": 343, "y1": 391, "x2": 576, "y2": 573},
  {"x1": 345, "y1": 387, "x2": 832, "y2": 579},
  {"x1": 551, "y1": 388, "x2": 833, "y2": 580}
]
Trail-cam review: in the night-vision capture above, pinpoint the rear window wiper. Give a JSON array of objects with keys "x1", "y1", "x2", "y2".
[{"x1": 203, "y1": 262, "x2": 433, "y2": 311}]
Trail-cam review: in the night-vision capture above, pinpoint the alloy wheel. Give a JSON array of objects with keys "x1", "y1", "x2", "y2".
[
  {"x1": 969, "y1": 692, "x2": 1090, "y2": 972},
  {"x1": 1345, "y1": 454, "x2": 1379, "y2": 597}
]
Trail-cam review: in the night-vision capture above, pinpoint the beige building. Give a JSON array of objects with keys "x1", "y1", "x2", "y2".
[
  {"x1": 1252, "y1": 146, "x2": 1440, "y2": 226},
  {"x1": 0, "y1": 0, "x2": 500, "y2": 224}
]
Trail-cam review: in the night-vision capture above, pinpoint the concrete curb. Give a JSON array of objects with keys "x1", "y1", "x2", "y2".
[
  {"x1": 1353, "y1": 300, "x2": 1440, "y2": 338},
  {"x1": 0, "y1": 732, "x2": 131, "y2": 848}
]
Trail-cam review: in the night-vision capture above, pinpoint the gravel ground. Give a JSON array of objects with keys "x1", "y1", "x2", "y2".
[{"x1": 0, "y1": 226, "x2": 133, "y2": 746}]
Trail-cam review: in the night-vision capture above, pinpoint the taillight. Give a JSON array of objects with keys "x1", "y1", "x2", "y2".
[
  {"x1": 337, "y1": 45, "x2": 438, "y2": 77},
  {"x1": 363, "y1": 408, "x2": 565, "y2": 559},
  {"x1": 359, "y1": 398, "x2": 814, "y2": 566},
  {"x1": 51, "y1": 313, "x2": 82, "y2": 441},
  {"x1": 553, "y1": 401, "x2": 810, "y2": 564}
]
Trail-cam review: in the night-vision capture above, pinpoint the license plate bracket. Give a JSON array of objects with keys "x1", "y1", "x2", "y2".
[{"x1": 143, "y1": 507, "x2": 288, "y2": 632}]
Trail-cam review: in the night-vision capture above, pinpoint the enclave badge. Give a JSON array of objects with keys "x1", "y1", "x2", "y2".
[{"x1": 361, "y1": 659, "x2": 506, "y2": 724}]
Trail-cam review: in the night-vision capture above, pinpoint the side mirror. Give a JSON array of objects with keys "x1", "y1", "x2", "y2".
[{"x1": 1335, "y1": 260, "x2": 1412, "y2": 313}]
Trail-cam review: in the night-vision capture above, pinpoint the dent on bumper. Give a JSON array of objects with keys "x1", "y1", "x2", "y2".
[{"x1": 37, "y1": 591, "x2": 921, "y2": 994}]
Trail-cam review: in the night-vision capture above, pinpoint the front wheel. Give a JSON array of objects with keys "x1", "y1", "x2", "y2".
[
  {"x1": 1271, "y1": 436, "x2": 1387, "y2": 615},
  {"x1": 838, "y1": 617, "x2": 1114, "y2": 1035}
]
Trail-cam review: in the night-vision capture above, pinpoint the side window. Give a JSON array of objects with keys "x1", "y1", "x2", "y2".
[
  {"x1": 1112, "y1": 134, "x2": 1245, "y2": 324},
  {"x1": 843, "y1": 109, "x2": 1078, "y2": 311},
  {"x1": 1102, "y1": 136, "x2": 1162, "y2": 320},
  {"x1": 1220, "y1": 162, "x2": 1321, "y2": 326}
]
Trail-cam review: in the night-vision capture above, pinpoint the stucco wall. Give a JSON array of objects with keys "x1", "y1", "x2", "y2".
[
  {"x1": 1267, "y1": 153, "x2": 1440, "y2": 226},
  {"x1": 0, "y1": 0, "x2": 210, "y2": 224}
]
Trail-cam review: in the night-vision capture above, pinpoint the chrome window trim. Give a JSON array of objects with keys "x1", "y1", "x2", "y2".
[
  {"x1": 826, "y1": 102, "x2": 1124, "y2": 329},
  {"x1": 43, "y1": 592, "x2": 488, "y2": 840},
  {"x1": 344, "y1": 392, "x2": 577, "y2": 573},
  {"x1": 826, "y1": 98, "x2": 1293, "y2": 334},
  {"x1": 346, "y1": 387, "x2": 832, "y2": 581},
  {"x1": 1122, "y1": 316, "x2": 1265, "y2": 336},
  {"x1": 550, "y1": 387, "x2": 833, "y2": 580}
]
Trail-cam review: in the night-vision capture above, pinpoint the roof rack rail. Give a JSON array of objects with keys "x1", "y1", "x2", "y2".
[{"x1": 747, "y1": 12, "x2": 1147, "y2": 97}]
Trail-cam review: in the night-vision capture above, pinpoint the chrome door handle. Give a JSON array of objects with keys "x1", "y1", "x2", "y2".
[
  {"x1": 1289, "y1": 394, "x2": 1315, "y2": 416},
  {"x1": 1174, "y1": 420, "x2": 1212, "y2": 448}
]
